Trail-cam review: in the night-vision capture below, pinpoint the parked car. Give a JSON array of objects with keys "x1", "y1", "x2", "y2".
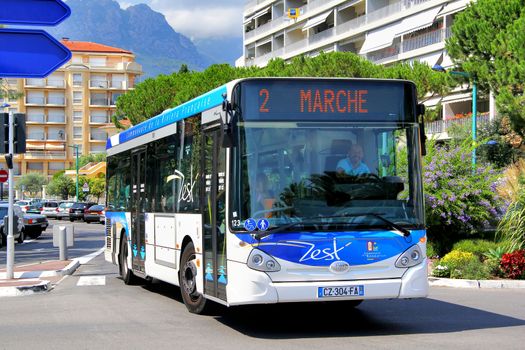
[
  {"x1": 41, "y1": 201, "x2": 60, "y2": 218},
  {"x1": 57, "y1": 202, "x2": 74, "y2": 220},
  {"x1": 26, "y1": 204, "x2": 42, "y2": 214},
  {"x1": 0, "y1": 204, "x2": 25, "y2": 247},
  {"x1": 84, "y1": 204, "x2": 105, "y2": 223},
  {"x1": 15, "y1": 200, "x2": 32, "y2": 213},
  {"x1": 23, "y1": 213, "x2": 49, "y2": 239},
  {"x1": 68, "y1": 202, "x2": 96, "y2": 222}
]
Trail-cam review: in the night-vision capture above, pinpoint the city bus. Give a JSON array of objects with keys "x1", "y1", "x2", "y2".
[{"x1": 105, "y1": 78, "x2": 428, "y2": 314}]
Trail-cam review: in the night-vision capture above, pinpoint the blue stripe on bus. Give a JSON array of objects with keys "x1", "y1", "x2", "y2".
[
  {"x1": 107, "y1": 84, "x2": 228, "y2": 150},
  {"x1": 236, "y1": 230, "x2": 426, "y2": 267}
]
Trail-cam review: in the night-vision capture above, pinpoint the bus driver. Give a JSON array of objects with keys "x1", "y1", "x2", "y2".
[{"x1": 336, "y1": 144, "x2": 370, "y2": 176}]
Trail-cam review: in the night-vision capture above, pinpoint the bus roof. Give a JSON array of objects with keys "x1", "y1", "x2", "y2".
[
  {"x1": 106, "y1": 83, "x2": 228, "y2": 150},
  {"x1": 106, "y1": 77, "x2": 416, "y2": 151}
]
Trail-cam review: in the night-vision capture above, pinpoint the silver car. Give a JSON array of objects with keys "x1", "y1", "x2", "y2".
[
  {"x1": 0, "y1": 204, "x2": 25, "y2": 247},
  {"x1": 57, "y1": 202, "x2": 74, "y2": 220},
  {"x1": 41, "y1": 201, "x2": 60, "y2": 218}
]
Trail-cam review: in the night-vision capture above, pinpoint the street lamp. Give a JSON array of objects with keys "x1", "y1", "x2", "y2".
[
  {"x1": 432, "y1": 64, "x2": 477, "y2": 169},
  {"x1": 68, "y1": 144, "x2": 79, "y2": 201}
]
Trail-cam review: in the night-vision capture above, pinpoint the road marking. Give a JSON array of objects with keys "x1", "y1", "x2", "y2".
[{"x1": 76, "y1": 276, "x2": 106, "y2": 286}]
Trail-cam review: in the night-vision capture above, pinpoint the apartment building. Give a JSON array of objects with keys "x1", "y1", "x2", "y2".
[
  {"x1": 0, "y1": 39, "x2": 142, "y2": 179},
  {"x1": 238, "y1": 0, "x2": 489, "y2": 121}
]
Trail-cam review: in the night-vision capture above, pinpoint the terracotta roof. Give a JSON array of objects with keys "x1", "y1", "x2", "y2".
[{"x1": 60, "y1": 39, "x2": 133, "y2": 55}]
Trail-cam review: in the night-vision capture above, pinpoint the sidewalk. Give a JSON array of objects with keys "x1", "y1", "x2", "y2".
[{"x1": 0, "y1": 260, "x2": 80, "y2": 297}]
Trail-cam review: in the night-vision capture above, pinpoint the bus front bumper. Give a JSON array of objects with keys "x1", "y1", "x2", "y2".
[{"x1": 226, "y1": 259, "x2": 428, "y2": 305}]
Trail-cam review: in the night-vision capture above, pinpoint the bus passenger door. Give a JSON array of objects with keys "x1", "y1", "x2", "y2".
[
  {"x1": 201, "y1": 128, "x2": 227, "y2": 301},
  {"x1": 131, "y1": 149, "x2": 147, "y2": 274}
]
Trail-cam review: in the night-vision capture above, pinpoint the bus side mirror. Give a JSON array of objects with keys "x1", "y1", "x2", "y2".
[{"x1": 417, "y1": 104, "x2": 427, "y2": 156}]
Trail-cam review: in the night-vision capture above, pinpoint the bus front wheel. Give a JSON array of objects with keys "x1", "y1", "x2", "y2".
[
  {"x1": 180, "y1": 243, "x2": 208, "y2": 314},
  {"x1": 120, "y1": 235, "x2": 138, "y2": 285}
]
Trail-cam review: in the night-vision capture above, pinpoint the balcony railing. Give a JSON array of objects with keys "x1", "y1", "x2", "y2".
[
  {"x1": 25, "y1": 78, "x2": 65, "y2": 88},
  {"x1": 90, "y1": 80, "x2": 109, "y2": 88},
  {"x1": 26, "y1": 97, "x2": 45, "y2": 104},
  {"x1": 368, "y1": 28, "x2": 452, "y2": 64},
  {"x1": 26, "y1": 115, "x2": 66, "y2": 123},
  {"x1": 90, "y1": 115, "x2": 110, "y2": 124},
  {"x1": 90, "y1": 98, "x2": 110, "y2": 106},
  {"x1": 24, "y1": 151, "x2": 67, "y2": 160},
  {"x1": 27, "y1": 132, "x2": 66, "y2": 141},
  {"x1": 425, "y1": 114, "x2": 491, "y2": 135},
  {"x1": 90, "y1": 133, "x2": 108, "y2": 141},
  {"x1": 245, "y1": 15, "x2": 286, "y2": 41}
]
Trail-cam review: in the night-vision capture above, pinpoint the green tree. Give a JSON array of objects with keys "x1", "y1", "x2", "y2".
[
  {"x1": 446, "y1": 0, "x2": 525, "y2": 135},
  {"x1": 15, "y1": 173, "x2": 47, "y2": 197},
  {"x1": 88, "y1": 175, "x2": 106, "y2": 204},
  {"x1": 116, "y1": 52, "x2": 453, "y2": 125},
  {"x1": 47, "y1": 174, "x2": 75, "y2": 200}
]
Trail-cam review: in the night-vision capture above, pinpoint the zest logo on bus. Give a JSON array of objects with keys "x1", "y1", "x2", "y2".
[{"x1": 258, "y1": 88, "x2": 369, "y2": 114}]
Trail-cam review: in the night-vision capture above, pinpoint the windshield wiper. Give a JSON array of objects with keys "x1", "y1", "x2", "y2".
[{"x1": 254, "y1": 212, "x2": 411, "y2": 240}]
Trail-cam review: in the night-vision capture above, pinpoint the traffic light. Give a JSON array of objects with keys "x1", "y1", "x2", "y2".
[{"x1": 0, "y1": 112, "x2": 26, "y2": 154}]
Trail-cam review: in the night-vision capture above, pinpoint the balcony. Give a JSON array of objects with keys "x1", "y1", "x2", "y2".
[
  {"x1": 25, "y1": 78, "x2": 65, "y2": 88},
  {"x1": 245, "y1": 16, "x2": 286, "y2": 41},
  {"x1": 90, "y1": 98, "x2": 110, "y2": 106},
  {"x1": 90, "y1": 132, "x2": 108, "y2": 141},
  {"x1": 90, "y1": 80, "x2": 109, "y2": 89},
  {"x1": 47, "y1": 96, "x2": 66, "y2": 105},
  {"x1": 26, "y1": 115, "x2": 66, "y2": 124},
  {"x1": 368, "y1": 27, "x2": 452, "y2": 64},
  {"x1": 243, "y1": 0, "x2": 436, "y2": 66},
  {"x1": 425, "y1": 114, "x2": 491, "y2": 135},
  {"x1": 27, "y1": 132, "x2": 66, "y2": 141},
  {"x1": 90, "y1": 115, "x2": 111, "y2": 124},
  {"x1": 23, "y1": 151, "x2": 67, "y2": 160}
]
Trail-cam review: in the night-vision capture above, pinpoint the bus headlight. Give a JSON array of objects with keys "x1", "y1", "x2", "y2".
[
  {"x1": 395, "y1": 245, "x2": 423, "y2": 268},
  {"x1": 247, "y1": 249, "x2": 281, "y2": 272}
]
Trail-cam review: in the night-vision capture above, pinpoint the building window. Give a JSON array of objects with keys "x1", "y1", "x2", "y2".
[
  {"x1": 74, "y1": 127, "x2": 82, "y2": 139},
  {"x1": 27, "y1": 162, "x2": 44, "y2": 171},
  {"x1": 73, "y1": 91, "x2": 83, "y2": 104},
  {"x1": 73, "y1": 111, "x2": 83, "y2": 122},
  {"x1": 49, "y1": 162, "x2": 65, "y2": 171},
  {"x1": 73, "y1": 73, "x2": 82, "y2": 86}
]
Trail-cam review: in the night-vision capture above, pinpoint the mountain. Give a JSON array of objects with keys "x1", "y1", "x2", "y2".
[{"x1": 47, "y1": 0, "x2": 212, "y2": 78}]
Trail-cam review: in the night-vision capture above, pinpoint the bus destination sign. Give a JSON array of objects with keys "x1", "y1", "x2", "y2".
[{"x1": 240, "y1": 79, "x2": 415, "y2": 122}]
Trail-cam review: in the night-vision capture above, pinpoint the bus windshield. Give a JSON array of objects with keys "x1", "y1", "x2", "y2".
[{"x1": 231, "y1": 121, "x2": 424, "y2": 232}]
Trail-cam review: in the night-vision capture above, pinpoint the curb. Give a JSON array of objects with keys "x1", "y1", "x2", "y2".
[
  {"x1": 429, "y1": 277, "x2": 525, "y2": 289},
  {"x1": 0, "y1": 280, "x2": 51, "y2": 297}
]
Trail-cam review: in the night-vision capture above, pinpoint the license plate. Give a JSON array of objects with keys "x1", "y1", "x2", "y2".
[
  {"x1": 318, "y1": 285, "x2": 364, "y2": 298},
  {"x1": 41, "y1": 224, "x2": 47, "y2": 227}
]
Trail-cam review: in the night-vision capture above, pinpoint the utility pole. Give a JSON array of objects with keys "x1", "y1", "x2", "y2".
[
  {"x1": 68, "y1": 144, "x2": 79, "y2": 201},
  {"x1": 6, "y1": 109, "x2": 15, "y2": 279}
]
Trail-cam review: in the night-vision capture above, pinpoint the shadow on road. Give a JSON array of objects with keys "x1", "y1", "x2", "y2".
[{"x1": 140, "y1": 279, "x2": 525, "y2": 339}]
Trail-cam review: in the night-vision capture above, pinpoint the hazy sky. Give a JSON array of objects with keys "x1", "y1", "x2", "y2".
[{"x1": 116, "y1": 0, "x2": 245, "y2": 40}]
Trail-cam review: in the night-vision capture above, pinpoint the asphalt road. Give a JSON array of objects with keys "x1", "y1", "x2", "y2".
[
  {"x1": 0, "y1": 218, "x2": 105, "y2": 267},
  {"x1": 0, "y1": 221, "x2": 524, "y2": 350}
]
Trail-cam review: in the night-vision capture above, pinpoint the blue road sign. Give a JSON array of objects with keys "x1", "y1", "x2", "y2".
[
  {"x1": 0, "y1": 28, "x2": 71, "y2": 78},
  {"x1": 0, "y1": 0, "x2": 71, "y2": 26}
]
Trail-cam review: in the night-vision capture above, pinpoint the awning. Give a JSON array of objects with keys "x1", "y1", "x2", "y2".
[
  {"x1": 254, "y1": 7, "x2": 270, "y2": 19},
  {"x1": 45, "y1": 144, "x2": 65, "y2": 151},
  {"x1": 443, "y1": 92, "x2": 472, "y2": 103},
  {"x1": 421, "y1": 96, "x2": 443, "y2": 107},
  {"x1": 26, "y1": 142, "x2": 45, "y2": 150},
  {"x1": 417, "y1": 51, "x2": 443, "y2": 67},
  {"x1": 302, "y1": 10, "x2": 333, "y2": 31},
  {"x1": 396, "y1": 6, "x2": 443, "y2": 37},
  {"x1": 338, "y1": 0, "x2": 364, "y2": 12},
  {"x1": 439, "y1": 0, "x2": 471, "y2": 17},
  {"x1": 359, "y1": 21, "x2": 401, "y2": 54},
  {"x1": 243, "y1": 15, "x2": 255, "y2": 25}
]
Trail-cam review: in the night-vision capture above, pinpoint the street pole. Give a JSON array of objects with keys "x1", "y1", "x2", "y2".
[
  {"x1": 471, "y1": 80, "x2": 477, "y2": 170},
  {"x1": 6, "y1": 110, "x2": 15, "y2": 279},
  {"x1": 75, "y1": 145, "x2": 79, "y2": 202}
]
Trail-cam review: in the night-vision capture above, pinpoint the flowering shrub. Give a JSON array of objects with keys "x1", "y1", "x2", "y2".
[
  {"x1": 452, "y1": 239, "x2": 500, "y2": 259},
  {"x1": 423, "y1": 140, "x2": 504, "y2": 254},
  {"x1": 441, "y1": 250, "x2": 477, "y2": 268},
  {"x1": 435, "y1": 250, "x2": 491, "y2": 279},
  {"x1": 432, "y1": 264, "x2": 450, "y2": 277},
  {"x1": 500, "y1": 250, "x2": 525, "y2": 279}
]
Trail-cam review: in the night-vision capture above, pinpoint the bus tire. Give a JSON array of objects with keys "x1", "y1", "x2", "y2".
[
  {"x1": 180, "y1": 242, "x2": 208, "y2": 314},
  {"x1": 120, "y1": 235, "x2": 138, "y2": 285}
]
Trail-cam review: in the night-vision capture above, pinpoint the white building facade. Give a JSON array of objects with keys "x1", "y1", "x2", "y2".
[{"x1": 238, "y1": 0, "x2": 491, "y2": 126}]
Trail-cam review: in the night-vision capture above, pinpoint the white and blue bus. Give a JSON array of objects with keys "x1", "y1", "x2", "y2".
[{"x1": 105, "y1": 78, "x2": 428, "y2": 314}]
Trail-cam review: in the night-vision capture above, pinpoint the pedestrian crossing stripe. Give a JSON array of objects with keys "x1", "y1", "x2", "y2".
[{"x1": 76, "y1": 276, "x2": 106, "y2": 286}]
